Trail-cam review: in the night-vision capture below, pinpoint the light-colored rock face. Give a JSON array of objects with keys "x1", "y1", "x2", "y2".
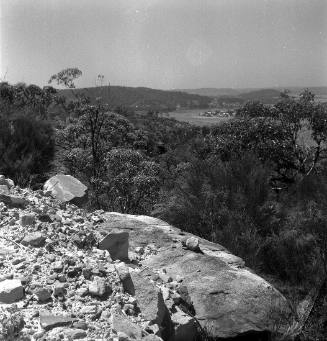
[
  {"x1": 0, "y1": 179, "x2": 292, "y2": 341},
  {"x1": 100, "y1": 213, "x2": 292, "y2": 339},
  {"x1": 0, "y1": 279, "x2": 24, "y2": 303},
  {"x1": 43, "y1": 174, "x2": 87, "y2": 204}
]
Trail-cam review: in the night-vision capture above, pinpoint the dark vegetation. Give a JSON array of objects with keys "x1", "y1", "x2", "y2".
[
  {"x1": 1, "y1": 68, "x2": 327, "y2": 339},
  {"x1": 59, "y1": 85, "x2": 212, "y2": 112},
  {"x1": 179, "y1": 86, "x2": 327, "y2": 105}
]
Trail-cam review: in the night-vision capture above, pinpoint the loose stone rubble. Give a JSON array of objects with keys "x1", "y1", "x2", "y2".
[{"x1": 0, "y1": 175, "x2": 293, "y2": 340}]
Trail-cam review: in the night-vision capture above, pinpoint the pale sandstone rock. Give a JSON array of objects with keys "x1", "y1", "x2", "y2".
[
  {"x1": 43, "y1": 174, "x2": 87, "y2": 205},
  {"x1": 185, "y1": 236, "x2": 200, "y2": 252},
  {"x1": 0, "y1": 279, "x2": 24, "y2": 303},
  {"x1": 101, "y1": 213, "x2": 292, "y2": 339},
  {"x1": 21, "y1": 232, "x2": 45, "y2": 247}
]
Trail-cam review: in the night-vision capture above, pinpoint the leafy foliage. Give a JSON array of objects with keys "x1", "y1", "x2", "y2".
[{"x1": 0, "y1": 115, "x2": 55, "y2": 185}]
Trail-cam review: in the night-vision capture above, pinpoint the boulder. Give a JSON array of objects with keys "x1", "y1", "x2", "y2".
[
  {"x1": 0, "y1": 279, "x2": 24, "y2": 303},
  {"x1": 99, "y1": 213, "x2": 292, "y2": 339},
  {"x1": 43, "y1": 174, "x2": 87, "y2": 205},
  {"x1": 130, "y1": 271, "x2": 168, "y2": 326},
  {"x1": 98, "y1": 230, "x2": 129, "y2": 261}
]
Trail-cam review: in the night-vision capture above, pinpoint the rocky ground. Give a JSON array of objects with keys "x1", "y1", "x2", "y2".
[
  {"x1": 0, "y1": 178, "x2": 177, "y2": 340},
  {"x1": 0, "y1": 175, "x2": 293, "y2": 341}
]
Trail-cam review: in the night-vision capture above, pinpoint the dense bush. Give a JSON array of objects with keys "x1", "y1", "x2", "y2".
[{"x1": 0, "y1": 114, "x2": 55, "y2": 186}]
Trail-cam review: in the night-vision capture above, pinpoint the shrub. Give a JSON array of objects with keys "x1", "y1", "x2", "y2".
[{"x1": 0, "y1": 114, "x2": 55, "y2": 186}]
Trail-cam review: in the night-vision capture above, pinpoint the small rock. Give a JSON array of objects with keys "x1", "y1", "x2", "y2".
[
  {"x1": 76, "y1": 287, "x2": 88, "y2": 297},
  {"x1": 88, "y1": 277, "x2": 111, "y2": 298},
  {"x1": 38, "y1": 214, "x2": 52, "y2": 222},
  {"x1": 0, "y1": 193, "x2": 27, "y2": 208},
  {"x1": 35, "y1": 287, "x2": 52, "y2": 302},
  {"x1": 123, "y1": 303, "x2": 135, "y2": 315},
  {"x1": 72, "y1": 321, "x2": 88, "y2": 330},
  {"x1": 82, "y1": 267, "x2": 92, "y2": 279},
  {"x1": 135, "y1": 246, "x2": 144, "y2": 254},
  {"x1": 12, "y1": 257, "x2": 25, "y2": 265},
  {"x1": 52, "y1": 261, "x2": 64, "y2": 272},
  {"x1": 63, "y1": 328, "x2": 87, "y2": 339},
  {"x1": 115, "y1": 263, "x2": 134, "y2": 295},
  {"x1": 98, "y1": 231, "x2": 129, "y2": 262},
  {"x1": 53, "y1": 281, "x2": 66, "y2": 296},
  {"x1": 39, "y1": 312, "x2": 75, "y2": 330},
  {"x1": 20, "y1": 214, "x2": 36, "y2": 227},
  {"x1": 0, "y1": 279, "x2": 24, "y2": 303},
  {"x1": 185, "y1": 237, "x2": 200, "y2": 252},
  {"x1": 58, "y1": 274, "x2": 67, "y2": 282},
  {"x1": 80, "y1": 305, "x2": 97, "y2": 314},
  {"x1": 21, "y1": 232, "x2": 45, "y2": 247}
]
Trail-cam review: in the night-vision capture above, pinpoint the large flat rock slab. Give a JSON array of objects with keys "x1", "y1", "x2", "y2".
[{"x1": 99, "y1": 213, "x2": 292, "y2": 339}]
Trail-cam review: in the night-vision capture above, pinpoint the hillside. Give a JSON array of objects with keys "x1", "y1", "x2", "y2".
[
  {"x1": 59, "y1": 86, "x2": 211, "y2": 112},
  {"x1": 178, "y1": 87, "x2": 327, "y2": 105},
  {"x1": 175, "y1": 88, "x2": 242, "y2": 97},
  {"x1": 238, "y1": 88, "x2": 281, "y2": 103}
]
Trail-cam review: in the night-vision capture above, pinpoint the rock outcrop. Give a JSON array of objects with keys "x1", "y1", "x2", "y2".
[{"x1": 0, "y1": 175, "x2": 292, "y2": 340}]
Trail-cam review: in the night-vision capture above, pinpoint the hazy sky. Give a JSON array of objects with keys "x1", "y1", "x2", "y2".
[{"x1": 1, "y1": 0, "x2": 326, "y2": 89}]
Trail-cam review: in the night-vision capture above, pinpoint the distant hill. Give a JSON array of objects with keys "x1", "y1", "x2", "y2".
[
  {"x1": 177, "y1": 87, "x2": 281, "y2": 104},
  {"x1": 59, "y1": 85, "x2": 212, "y2": 111},
  {"x1": 178, "y1": 86, "x2": 327, "y2": 104},
  {"x1": 176, "y1": 88, "x2": 242, "y2": 97},
  {"x1": 238, "y1": 89, "x2": 281, "y2": 103},
  {"x1": 212, "y1": 89, "x2": 281, "y2": 105}
]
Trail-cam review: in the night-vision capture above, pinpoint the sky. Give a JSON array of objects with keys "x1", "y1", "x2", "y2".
[{"x1": 0, "y1": 0, "x2": 327, "y2": 90}]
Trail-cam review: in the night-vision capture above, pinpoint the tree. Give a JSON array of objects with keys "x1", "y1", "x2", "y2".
[
  {"x1": 0, "y1": 82, "x2": 57, "y2": 119},
  {"x1": 211, "y1": 90, "x2": 327, "y2": 188},
  {"x1": 104, "y1": 148, "x2": 160, "y2": 213},
  {"x1": 48, "y1": 68, "x2": 82, "y2": 89}
]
